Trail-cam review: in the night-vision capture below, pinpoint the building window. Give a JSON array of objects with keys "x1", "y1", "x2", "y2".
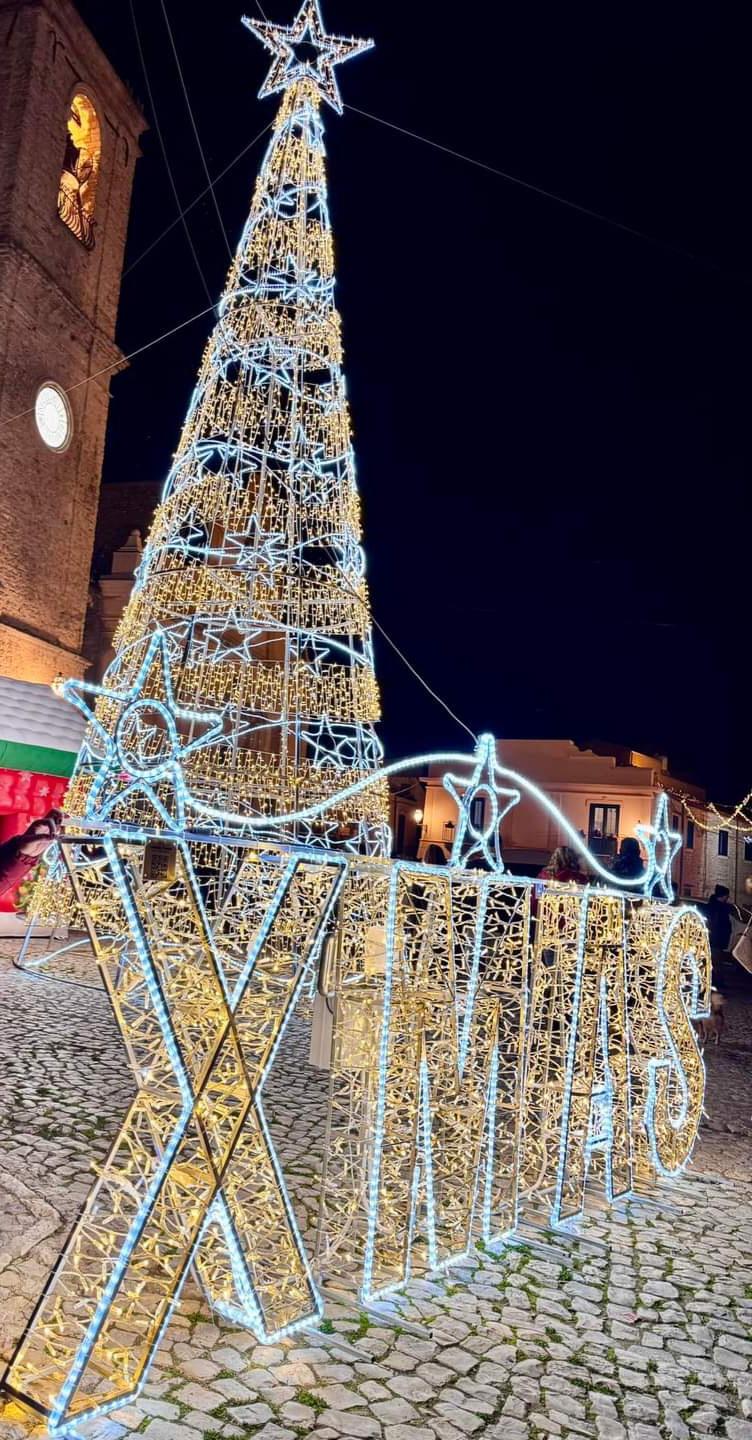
[
  {"x1": 684, "y1": 884, "x2": 693, "y2": 896},
  {"x1": 58, "y1": 91, "x2": 101, "y2": 250},
  {"x1": 672, "y1": 813, "x2": 681, "y2": 834},
  {"x1": 718, "y1": 830, "x2": 729, "y2": 858},
  {"x1": 589, "y1": 804, "x2": 620, "y2": 856},
  {"x1": 470, "y1": 796, "x2": 486, "y2": 831},
  {"x1": 744, "y1": 837, "x2": 752, "y2": 864},
  {"x1": 686, "y1": 820, "x2": 695, "y2": 851}
]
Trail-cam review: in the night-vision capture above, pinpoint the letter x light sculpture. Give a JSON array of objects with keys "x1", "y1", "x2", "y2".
[{"x1": 4, "y1": 831, "x2": 343, "y2": 1432}]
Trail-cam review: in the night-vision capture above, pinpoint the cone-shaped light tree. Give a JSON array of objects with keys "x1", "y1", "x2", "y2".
[
  {"x1": 67, "y1": 0, "x2": 389, "y2": 856},
  {"x1": 6, "y1": 13, "x2": 391, "y2": 1422}
]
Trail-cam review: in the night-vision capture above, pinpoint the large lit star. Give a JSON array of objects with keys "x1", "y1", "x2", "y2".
[
  {"x1": 443, "y1": 733, "x2": 520, "y2": 872},
  {"x1": 636, "y1": 791, "x2": 682, "y2": 903},
  {"x1": 65, "y1": 630, "x2": 229, "y2": 830},
  {"x1": 242, "y1": 0, "x2": 373, "y2": 115}
]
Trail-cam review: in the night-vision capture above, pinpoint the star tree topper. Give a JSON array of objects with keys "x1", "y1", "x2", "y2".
[{"x1": 243, "y1": 0, "x2": 373, "y2": 115}]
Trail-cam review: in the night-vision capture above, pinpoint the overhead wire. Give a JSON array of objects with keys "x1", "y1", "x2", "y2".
[
  {"x1": 250, "y1": 0, "x2": 728, "y2": 276},
  {"x1": 241, "y1": 0, "x2": 478, "y2": 744},
  {"x1": 345, "y1": 102, "x2": 727, "y2": 278},
  {"x1": 369, "y1": 612, "x2": 478, "y2": 746},
  {"x1": 323, "y1": 546, "x2": 477, "y2": 745},
  {"x1": 0, "y1": 300, "x2": 218, "y2": 433},
  {"x1": 129, "y1": 0, "x2": 214, "y2": 306},
  {"x1": 123, "y1": 120, "x2": 273, "y2": 279},
  {"x1": 158, "y1": 0, "x2": 235, "y2": 265}
]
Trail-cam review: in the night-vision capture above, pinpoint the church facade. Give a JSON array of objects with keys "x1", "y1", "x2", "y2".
[{"x1": 0, "y1": 0, "x2": 144, "y2": 902}]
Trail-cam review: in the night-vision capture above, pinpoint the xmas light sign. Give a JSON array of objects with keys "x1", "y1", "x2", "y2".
[{"x1": 3, "y1": 744, "x2": 711, "y2": 1433}]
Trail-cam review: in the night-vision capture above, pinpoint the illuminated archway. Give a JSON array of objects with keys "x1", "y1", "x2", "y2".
[{"x1": 58, "y1": 91, "x2": 101, "y2": 250}]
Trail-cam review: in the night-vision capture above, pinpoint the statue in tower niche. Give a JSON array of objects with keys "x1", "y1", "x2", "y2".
[{"x1": 58, "y1": 94, "x2": 100, "y2": 249}]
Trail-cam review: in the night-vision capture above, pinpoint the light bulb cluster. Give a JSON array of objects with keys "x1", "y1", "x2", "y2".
[
  {"x1": 675, "y1": 790, "x2": 752, "y2": 836},
  {"x1": 7, "y1": 833, "x2": 345, "y2": 1429},
  {"x1": 317, "y1": 860, "x2": 711, "y2": 1302}
]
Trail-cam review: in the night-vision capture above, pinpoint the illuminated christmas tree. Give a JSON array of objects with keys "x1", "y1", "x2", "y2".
[{"x1": 66, "y1": 0, "x2": 389, "y2": 856}]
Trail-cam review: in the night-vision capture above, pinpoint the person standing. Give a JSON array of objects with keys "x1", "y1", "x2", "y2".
[
  {"x1": 0, "y1": 810, "x2": 62, "y2": 900},
  {"x1": 704, "y1": 884, "x2": 741, "y2": 987},
  {"x1": 611, "y1": 836, "x2": 644, "y2": 882},
  {"x1": 539, "y1": 846, "x2": 588, "y2": 884}
]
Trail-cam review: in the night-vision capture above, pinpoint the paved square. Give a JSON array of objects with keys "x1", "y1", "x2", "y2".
[{"x1": 1, "y1": 938, "x2": 751, "y2": 1440}]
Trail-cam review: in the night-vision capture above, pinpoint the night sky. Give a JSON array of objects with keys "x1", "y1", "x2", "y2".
[{"x1": 75, "y1": 0, "x2": 750, "y2": 800}]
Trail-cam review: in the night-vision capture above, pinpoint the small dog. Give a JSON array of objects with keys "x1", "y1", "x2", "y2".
[{"x1": 693, "y1": 990, "x2": 726, "y2": 1045}]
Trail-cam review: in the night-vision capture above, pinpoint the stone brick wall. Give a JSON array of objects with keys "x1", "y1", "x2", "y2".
[
  {"x1": 703, "y1": 822, "x2": 752, "y2": 910},
  {"x1": 91, "y1": 479, "x2": 162, "y2": 576},
  {"x1": 82, "y1": 478, "x2": 161, "y2": 678},
  {"x1": 0, "y1": 0, "x2": 145, "y2": 684},
  {"x1": 677, "y1": 817, "x2": 706, "y2": 899}
]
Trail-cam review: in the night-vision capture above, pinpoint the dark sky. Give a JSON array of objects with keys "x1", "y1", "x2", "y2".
[{"x1": 76, "y1": 0, "x2": 750, "y2": 800}]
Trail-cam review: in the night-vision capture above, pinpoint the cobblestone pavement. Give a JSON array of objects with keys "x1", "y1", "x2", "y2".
[{"x1": 1, "y1": 938, "x2": 751, "y2": 1440}]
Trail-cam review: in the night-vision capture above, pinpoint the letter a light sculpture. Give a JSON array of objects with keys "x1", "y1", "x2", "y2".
[{"x1": 3, "y1": 5, "x2": 383, "y2": 1430}]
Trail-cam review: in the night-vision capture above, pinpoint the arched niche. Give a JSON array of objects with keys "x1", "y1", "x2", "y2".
[{"x1": 58, "y1": 89, "x2": 102, "y2": 249}]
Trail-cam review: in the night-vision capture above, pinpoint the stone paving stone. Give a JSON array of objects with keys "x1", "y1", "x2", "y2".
[
  {"x1": 317, "y1": 1411, "x2": 382, "y2": 1437},
  {"x1": 311, "y1": 1384, "x2": 363, "y2": 1409},
  {"x1": 173, "y1": 1384, "x2": 224, "y2": 1413},
  {"x1": 1, "y1": 942, "x2": 752, "y2": 1440},
  {"x1": 141, "y1": 1424, "x2": 203, "y2": 1440},
  {"x1": 383, "y1": 1427, "x2": 438, "y2": 1440},
  {"x1": 226, "y1": 1403, "x2": 274, "y2": 1425},
  {"x1": 278, "y1": 1400, "x2": 316, "y2": 1426},
  {"x1": 372, "y1": 1399, "x2": 420, "y2": 1422}
]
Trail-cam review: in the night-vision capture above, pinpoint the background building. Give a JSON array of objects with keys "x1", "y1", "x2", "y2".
[
  {"x1": 83, "y1": 477, "x2": 161, "y2": 680},
  {"x1": 401, "y1": 738, "x2": 709, "y2": 896},
  {"x1": 696, "y1": 812, "x2": 752, "y2": 910},
  {"x1": 0, "y1": 0, "x2": 144, "y2": 907}
]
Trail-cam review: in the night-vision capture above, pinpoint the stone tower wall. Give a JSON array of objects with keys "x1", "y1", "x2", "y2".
[{"x1": 0, "y1": 0, "x2": 145, "y2": 682}]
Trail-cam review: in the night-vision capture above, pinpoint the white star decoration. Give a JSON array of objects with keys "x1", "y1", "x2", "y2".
[
  {"x1": 65, "y1": 631, "x2": 229, "y2": 831},
  {"x1": 443, "y1": 734, "x2": 520, "y2": 872},
  {"x1": 636, "y1": 791, "x2": 682, "y2": 903},
  {"x1": 243, "y1": 0, "x2": 373, "y2": 115}
]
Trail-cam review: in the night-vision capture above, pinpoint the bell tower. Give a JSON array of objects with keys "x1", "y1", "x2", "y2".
[{"x1": 0, "y1": 0, "x2": 145, "y2": 685}]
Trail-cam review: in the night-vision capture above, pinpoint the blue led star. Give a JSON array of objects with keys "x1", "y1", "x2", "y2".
[
  {"x1": 636, "y1": 791, "x2": 682, "y2": 903},
  {"x1": 443, "y1": 734, "x2": 520, "y2": 872},
  {"x1": 65, "y1": 630, "x2": 229, "y2": 831},
  {"x1": 243, "y1": 0, "x2": 373, "y2": 115}
]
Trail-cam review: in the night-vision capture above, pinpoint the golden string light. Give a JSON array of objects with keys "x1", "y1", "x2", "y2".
[
  {"x1": 675, "y1": 790, "x2": 752, "y2": 835},
  {"x1": 314, "y1": 853, "x2": 711, "y2": 1300}
]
